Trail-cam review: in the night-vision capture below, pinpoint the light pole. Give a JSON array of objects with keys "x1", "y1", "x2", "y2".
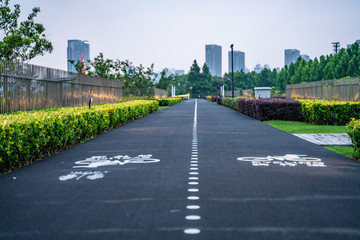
[{"x1": 230, "y1": 44, "x2": 234, "y2": 98}]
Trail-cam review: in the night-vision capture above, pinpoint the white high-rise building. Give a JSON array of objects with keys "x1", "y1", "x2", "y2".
[
  {"x1": 228, "y1": 51, "x2": 245, "y2": 73},
  {"x1": 205, "y1": 44, "x2": 222, "y2": 76},
  {"x1": 284, "y1": 49, "x2": 300, "y2": 67}
]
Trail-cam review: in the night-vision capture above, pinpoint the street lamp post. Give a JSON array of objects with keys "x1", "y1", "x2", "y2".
[{"x1": 230, "y1": 44, "x2": 234, "y2": 98}]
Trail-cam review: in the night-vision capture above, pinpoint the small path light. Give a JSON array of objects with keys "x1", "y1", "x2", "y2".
[{"x1": 89, "y1": 97, "x2": 93, "y2": 109}]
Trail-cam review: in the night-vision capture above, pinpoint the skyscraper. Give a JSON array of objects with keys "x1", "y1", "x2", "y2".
[
  {"x1": 205, "y1": 44, "x2": 222, "y2": 76},
  {"x1": 300, "y1": 54, "x2": 310, "y2": 62},
  {"x1": 67, "y1": 40, "x2": 90, "y2": 73},
  {"x1": 284, "y1": 49, "x2": 300, "y2": 67},
  {"x1": 228, "y1": 51, "x2": 245, "y2": 73}
]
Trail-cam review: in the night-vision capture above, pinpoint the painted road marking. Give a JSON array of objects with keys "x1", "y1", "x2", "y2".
[
  {"x1": 187, "y1": 205, "x2": 200, "y2": 210},
  {"x1": 188, "y1": 196, "x2": 200, "y2": 200},
  {"x1": 185, "y1": 99, "x2": 201, "y2": 235},
  {"x1": 185, "y1": 215, "x2": 201, "y2": 220},
  {"x1": 184, "y1": 228, "x2": 201, "y2": 234},
  {"x1": 237, "y1": 154, "x2": 326, "y2": 167}
]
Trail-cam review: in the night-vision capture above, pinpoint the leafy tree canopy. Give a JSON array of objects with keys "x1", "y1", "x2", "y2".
[{"x1": 0, "y1": 0, "x2": 53, "y2": 61}]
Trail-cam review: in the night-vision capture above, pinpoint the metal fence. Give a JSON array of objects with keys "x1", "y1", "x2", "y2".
[
  {"x1": 0, "y1": 61, "x2": 123, "y2": 114},
  {"x1": 286, "y1": 77, "x2": 360, "y2": 100},
  {"x1": 122, "y1": 88, "x2": 168, "y2": 100}
]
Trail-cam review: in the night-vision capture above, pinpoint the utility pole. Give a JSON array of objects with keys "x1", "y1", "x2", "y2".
[{"x1": 332, "y1": 42, "x2": 340, "y2": 54}]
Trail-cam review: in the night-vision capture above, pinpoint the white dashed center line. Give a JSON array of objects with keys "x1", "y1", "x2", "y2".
[{"x1": 184, "y1": 99, "x2": 201, "y2": 235}]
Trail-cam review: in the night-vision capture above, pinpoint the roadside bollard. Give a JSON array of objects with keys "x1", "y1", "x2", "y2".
[{"x1": 89, "y1": 97, "x2": 93, "y2": 109}]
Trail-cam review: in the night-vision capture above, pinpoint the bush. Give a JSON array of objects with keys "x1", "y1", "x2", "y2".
[
  {"x1": 0, "y1": 100, "x2": 158, "y2": 173},
  {"x1": 157, "y1": 97, "x2": 182, "y2": 106},
  {"x1": 237, "y1": 98, "x2": 302, "y2": 121},
  {"x1": 221, "y1": 98, "x2": 239, "y2": 111},
  {"x1": 299, "y1": 99, "x2": 360, "y2": 125},
  {"x1": 347, "y1": 119, "x2": 360, "y2": 153}
]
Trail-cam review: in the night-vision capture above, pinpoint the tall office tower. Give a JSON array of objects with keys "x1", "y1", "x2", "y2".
[
  {"x1": 300, "y1": 54, "x2": 310, "y2": 62},
  {"x1": 228, "y1": 51, "x2": 245, "y2": 73},
  {"x1": 205, "y1": 44, "x2": 222, "y2": 76},
  {"x1": 67, "y1": 40, "x2": 90, "y2": 73},
  {"x1": 284, "y1": 49, "x2": 300, "y2": 67}
]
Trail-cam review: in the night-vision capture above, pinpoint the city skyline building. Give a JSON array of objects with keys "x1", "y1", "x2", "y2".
[
  {"x1": 300, "y1": 54, "x2": 310, "y2": 62},
  {"x1": 67, "y1": 40, "x2": 90, "y2": 73},
  {"x1": 254, "y1": 64, "x2": 263, "y2": 73},
  {"x1": 205, "y1": 44, "x2": 222, "y2": 77},
  {"x1": 228, "y1": 51, "x2": 245, "y2": 73},
  {"x1": 284, "y1": 49, "x2": 300, "y2": 67}
]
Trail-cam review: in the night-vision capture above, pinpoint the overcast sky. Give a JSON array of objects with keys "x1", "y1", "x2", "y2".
[{"x1": 12, "y1": 0, "x2": 360, "y2": 74}]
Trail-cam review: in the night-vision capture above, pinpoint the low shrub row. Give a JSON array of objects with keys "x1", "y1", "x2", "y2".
[
  {"x1": 299, "y1": 99, "x2": 360, "y2": 125},
  {"x1": 157, "y1": 97, "x2": 183, "y2": 106},
  {"x1": 0, "y1": 100, "x2": 158, "y2": 173},
  {"x1": 237, "y1": 98, "x2": 303, "y2": 121},
  {"x1": 221, "y1": 98, "x2": 239, "y2": 111},
  {"x1": 347, "y1": 119, "x2": 360, "y2": 154}
]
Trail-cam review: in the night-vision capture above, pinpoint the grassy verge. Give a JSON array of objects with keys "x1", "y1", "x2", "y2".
[
  {"x1": 158, "y1": 106, "x2": 169, "y2": 110},
  {"x1": 264, "y1": 120, "x2": 347, "y2": 133},
  {"x1": 324, "y1": 146, "x2": 360, "y2": 161},
  {"x1": 264, "y1": 120, "x2": 358, "y2": 160}
]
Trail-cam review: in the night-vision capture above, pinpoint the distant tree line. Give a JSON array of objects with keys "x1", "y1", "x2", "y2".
[
  {"x1": 178, "y1": 42, "x2": 360, "y2": 97},
  {"x1": 70, "y1": 42, "x2": 360, "y2": 96}
]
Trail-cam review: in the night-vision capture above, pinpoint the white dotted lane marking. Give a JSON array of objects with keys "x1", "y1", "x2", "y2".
[
  {"x1": 187, "y1": 205, "x2": 200, "y2": 210},
  {"x1": 188, "y1": 188, "x2": 199, "y2": 192},
  {"x1": 189, "y1": 177, "x2": 199, "y2": 180},
  {"x1": 184, "y1": 228, "x2": 201, "y2": 234},
  {"x1": 184, "y1": 99, "x2": 201, "y2": 235},
  {"x1": 188, "y1": 196, "x2": 200, "y2": 200},
  {"x1": 188, "y1": 182, "x2": 199, "y2": 185},
  {"x1": 185, "y1": 215, "x2": 201, "y2": 220}
]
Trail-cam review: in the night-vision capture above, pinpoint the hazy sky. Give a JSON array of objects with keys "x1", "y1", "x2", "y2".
[{"x1": 12, "y1": 0, "x2": 360, "y2": 74}]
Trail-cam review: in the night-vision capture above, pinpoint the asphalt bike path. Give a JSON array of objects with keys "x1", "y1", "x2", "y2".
[{"x1": 1, "y1": 99, "x2": 360, "y2": 239}]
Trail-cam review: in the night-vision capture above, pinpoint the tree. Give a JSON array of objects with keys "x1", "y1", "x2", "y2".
[
  {"x1": 69, "y1": 52, "x2": 155, "y2": 89},
  {"x1": 187, "y1": 60, "x2": 214, "y2": 97},
  {"x1": 156, "y1": 68, "x2": 174, "y2": 90},
  {"x1": 0, "y1": 0, "x2": 53, "y2": 61}
]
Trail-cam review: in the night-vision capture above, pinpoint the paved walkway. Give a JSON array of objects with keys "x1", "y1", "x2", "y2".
[
  {"x1": 1, "y1": 99, "x2": 360, "y2": 240},
  {"x1": 293, "y1": 133, "x2": 352, "y2": 146}
]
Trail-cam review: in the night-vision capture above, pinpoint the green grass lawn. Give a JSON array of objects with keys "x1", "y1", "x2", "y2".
[
  {"x1": 264, "y1": 120, "x2": 359, "y2": 161},
  {"x1": 264, "y1": 120, "x2": 348, "y2": 133},
  {"x1": 324, "y1": 146, "x2": 360, "y2": 161},
  {"x1": 158, "y1": 106, "x2": 169, "y2": 111}
]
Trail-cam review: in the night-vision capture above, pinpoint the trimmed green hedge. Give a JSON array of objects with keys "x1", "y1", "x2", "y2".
[
  {"x1": 157, "y1": 97, "x2": 182, "y2": 106},
  {"x1": 0, "y1": 100, "x2": 158, "y2": 173},
  {"x1": 299, "y1": 99, "x2": 360, "y2": 125},
  {"x1": 221, "y1": 98, "x2": 239, "y2": 111},
  {"x1": 347, "y1": 119, "x2": 360, "y2": 153}
]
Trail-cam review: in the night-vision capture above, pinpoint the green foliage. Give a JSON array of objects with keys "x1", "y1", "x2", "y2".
[
  {"x1": 156, "y1": 68, "x2": 175, "y2": 91},
  {"x1": 0, "y1": 0, "x2": 53, "y2": 61},
  {"x1": 221, "y1": 98, "x2": 239, "y2": 111},
  {"x1": 0, "y1": 100, "x2": 158, "y2": 172},
  {"x1": 69, "y1": 52, "x2": 155, "y2": 89},
  {"x1": 299, "y1": 99, "x2": 360, "y2": 125},
  {"x1": 347, "y1": 118, "x2": 360, "y2": 153},
  {"x1": 156, "y1": 97, "x2": 182, "y2": 106},
  {"x1": 324, "y1": 146, "x2": 360, "y2": 160},
  {"x1": 188, "y1": 60, "x2": 215, "y2": 97}
]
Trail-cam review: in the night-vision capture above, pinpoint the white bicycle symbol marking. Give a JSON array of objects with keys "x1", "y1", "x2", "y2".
[
  {"x1": 237, "y1": 154, "x2": 326, "y2": 167},
  {"x1": 59, "y1": 154, "x2": 160, "y2": 181},
  {"x1": 59, "y1": 171, "x2": 108, "y2": 181},
  {"x1": 73, "y1": 154, "x2": 160, "y2": 168}
]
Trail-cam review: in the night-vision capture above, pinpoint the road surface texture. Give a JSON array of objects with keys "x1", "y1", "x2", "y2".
[{"x1": 1, "y1": 99, "x2": 360, "y2": 240}]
